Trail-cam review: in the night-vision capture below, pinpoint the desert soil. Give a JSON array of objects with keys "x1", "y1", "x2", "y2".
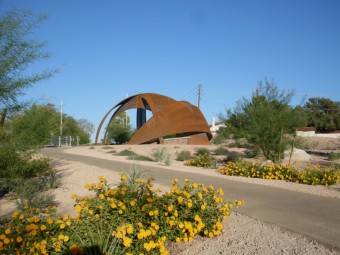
[{"x1": 1, "y1": 144, "x2": 339, "y2": 255}]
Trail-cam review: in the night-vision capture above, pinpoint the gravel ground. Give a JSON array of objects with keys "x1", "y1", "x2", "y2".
[{"x1": 169, "y1": 213, "x2": 338, "y2": 255}]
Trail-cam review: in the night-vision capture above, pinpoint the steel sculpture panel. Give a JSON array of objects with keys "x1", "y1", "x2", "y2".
[{"x1": 95, "y1": 93, "x2": 212, "y2": 145}]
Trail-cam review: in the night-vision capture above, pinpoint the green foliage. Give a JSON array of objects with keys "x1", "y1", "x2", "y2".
[
  {"x1": 106, "y1": 112, "x2": 132, "y2": 145},
  {"x1": 303, "y1": 97, "x2": 340, "y2": 133},
  {"x1": 222, "y1": 78, "x2": 307, "y2": 163},
  {"x1": 213, "y1": 146, "x2": 229, "y2": 155},
  {"x1": 106, "y1": 125, "x2": 131, "y2": 145},
  {"x1": 152, "y1": 148, "x2": 172, "y2": 166},
  {"x1": 0, "y1": 142, "x2": 55, "y2": 196},
  {"x1": 127, "y1": 154, "x2": 154, "y2": 162},
  {"x1": 212, "y1": 131, "x2": 227, "y2": 145},
  {"x1": 41, "y1": 170, "x2": 62, "y2": 190},
  {"x1": 185, "y1": 153, "x2": 216, "y2": 168},
  {"x1": 67, "y1": 216, "x2": 125, "y2": 255},
  {"x1": 0, "y1": 174, "x2": 243, "y2": 254},
  {"x1": 219, "y1": 160, "x2": 340, "y2": 186},
  {"x1": 7, "y1": 178, "x2": 57, "y2": 210},
  {"x1": 117, "y1": 149, "x2": 138, "y2": 157},
  {"x1": 8, "y1": 104, "x2": 92, "y2": 146},
  {"x1": 8, "y1": 104, "x2": 59, "y2": 146},
  {"x1": 0, "y1": 9, "x2": 56, "y2": 127},
  {"x1": 176, "y1": 150, "x2": 192, "y2": 161},
  {"x1": 329, "y1": 153, "x2": 340, "y2": 161},
  {"x1": 62, "y1": 115, "x2": 92, "y2": 144},
  {"x1": 196, "y1": 147, "x2": 211, "y2": 156},
  {"x1": 244, "y1": 145, "x2": 261, "y2": 158},
  {"x1": 0, "y1": 143, "x2": 48, "y2": 181},
  {"x1": 117, "y1": 149, "x2": 154, "y2": 162}
]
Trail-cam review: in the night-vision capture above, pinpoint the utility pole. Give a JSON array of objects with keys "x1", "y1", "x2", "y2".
[
  {"x1": 60, "y1": 100, "x2": 63, "y2": 136},
  {"x1": 197, "y1": 84, "x2": 202, "y2": 109}
]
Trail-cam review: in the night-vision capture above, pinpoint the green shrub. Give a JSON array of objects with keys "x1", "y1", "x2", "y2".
[
  {"x1": 41, "y1": 169, "x2": 62, "y2": 189},
  {"x1": 101, "y1": 146, "x2": 113, "y2": 150},
  {"x1": 0, "y1": 143, "x2": 52, "y2": 195},
  {"x1": 152, "y1": 148, "x2": 166, "y2": 162},
  {"x1": 196, "y1": 147, "x2": 210, "y2": 156},
  {"x1": 7, "y1": 178, "x2": 57, "y2": 210},
  {"x1": 127, "y1": 155, "x2": 154, "y2": 162},
  {"x1": 329, "y1": 152, "x2": 340, "y2": 161},
  {"x1": 245, "y1": 146, "x2": 261, "y2": 158},
  {"x1": 212, "y1": 133, "x2": 226, "y2": 145},
  {"x1": 176, "y1": 150, "x2": 192, "y2": 161},
  {"x1": 117, "y1": 149, "x2": 138, "y2": 157},
  {"x1": 152, "y1": 148, "x2": 172, "y2": 165},
  {"x1": 213, "y1": 147, "x2": 229, "y2": 155}
]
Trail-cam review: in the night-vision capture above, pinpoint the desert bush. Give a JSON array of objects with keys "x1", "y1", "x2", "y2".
[
  {"x1": 176, "y1": 150, "x2": 192, "y2": 161},
  {"x1": 0, "y1": 147, "x2": 58, "y2": 207},
  {"x1": 7, "y1": 178, "x2": 57, "y2": 210},
  {"x1": 213, "y1": 147, "x2": 229, "y2": 156},
  {"x1": 152, "y1": 148, "x2": 172, "y2": 166},
  {"x1": 185, "y1": 153, "x2": 216, "y2": 168},
  {"x1": 102, "y1": 146, "x2": 114, "y2": 150},
  {"x1": 127, "y1": 154, "x2": 154, "y2": 162},
  {"x1": 107, "y1": 149, "x2": 117, "y2": 154},
  {"x1": 0, "y1": 143, "x2": 53, "y2": 195},
  {"x1": 41, "y1": 169, "x2": 62, "y2": 190},
  {"x1": 212, "y1": 133, "x2": 226, "y2": 145},
  {"x1": 196, "y1": 147, "x2": 210, "y2": 156},
  {"x1": 245, "y1": 145, "x2": 261, "y2": 158},
  {"x1": 329, "y1": 152, "x2": 340, "y2": 161},
  {"x1": 218, "y1": 160, "x2": 340, "y2": 186},
  {"x1": 117, "y1": 149, "x2": 138, "y2": 157},
  {"x1": 0, "y1": 174, "x2": 244, "y2": 254}
]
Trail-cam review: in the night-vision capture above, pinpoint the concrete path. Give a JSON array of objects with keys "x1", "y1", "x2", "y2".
[{"x1": 43, "y1": 148, "x2": 340, "y2": 251}]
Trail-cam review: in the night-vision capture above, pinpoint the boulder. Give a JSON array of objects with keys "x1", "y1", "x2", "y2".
[
  {"x1": 283, "y1": 148, "x2": 312, "y2": 162},
  {"x1": 260, "y1": 160, "x2": 273, "y2": 168}
]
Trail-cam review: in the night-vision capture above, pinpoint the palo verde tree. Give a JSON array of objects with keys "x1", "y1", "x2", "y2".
[
  {"x1": 303, "y1": 97, "x2": 340, "y2": 133},
  {"x1": 220, "y1": 78, "x2": 306, "y2": 163},
  {"x1": 0, "y1": 8, "x2": 56, "y2": 133}
]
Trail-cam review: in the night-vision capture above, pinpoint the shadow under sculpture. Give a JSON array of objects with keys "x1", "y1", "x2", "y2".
[{"x1": 95, "y1": 93, "x2": 212, "y2": 145}]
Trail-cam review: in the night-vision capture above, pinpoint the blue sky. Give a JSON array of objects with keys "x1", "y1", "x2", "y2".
[{"x1": 1, "y1": 0, "x2": 340, "y2": 142}]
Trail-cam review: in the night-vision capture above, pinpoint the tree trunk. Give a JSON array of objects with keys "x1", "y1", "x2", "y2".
[
  {"x1": 288, "y1": 136, "x2": 296, "y2": 166},
  {"x1": 278, "y1": 127, "x2": 283, "y2": 163},
  {"x1": 0, "y1": 109, "x2": 7, "y2": 127}
]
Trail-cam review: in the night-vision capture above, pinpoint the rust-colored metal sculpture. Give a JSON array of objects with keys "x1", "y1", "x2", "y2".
[{"x1": 95, "y1": 93, "x2": 212, "y2": 145}]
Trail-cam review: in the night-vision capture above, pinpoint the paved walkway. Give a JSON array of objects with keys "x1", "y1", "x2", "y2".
[{"x1": 43, "y1": 148, "x2": 340, "y2": 250}]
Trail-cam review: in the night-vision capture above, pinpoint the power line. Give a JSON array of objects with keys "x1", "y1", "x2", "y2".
[{"x1": 181, "y1": 87, "x2": 197, "y2": 101}]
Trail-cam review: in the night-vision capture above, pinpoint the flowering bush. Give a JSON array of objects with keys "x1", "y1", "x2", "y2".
[
  {"x1": 184, "y1": 153, "x2": 216, "y2": 168},
  {"x1": 0, "y1": 174, "x2": 244, "y2": 254},
  {"x1": 218, "y1": 159, "x2": 340, "y2": 186}
]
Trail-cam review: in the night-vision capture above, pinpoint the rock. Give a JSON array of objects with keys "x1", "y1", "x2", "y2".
[
  {"x1": 260, "y1": 160, "x2": 273, "y2": 168},
  {"x1": 283, "y1": 148, "x2": 312, "y2": 162}
]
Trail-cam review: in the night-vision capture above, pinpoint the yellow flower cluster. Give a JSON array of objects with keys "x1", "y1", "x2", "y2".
[
  {"x1": 0, "y1": 206, "x2": 70, "y2": 254},
  {"x1": 184, "y1": 153, "x2": 215, "y2": 168},
  {"x1": 0, "y1": 174, "x2": 243, "y2": 254},
  {"x1": 218, "y1": 160, "x2": 340, "y2": 186}
]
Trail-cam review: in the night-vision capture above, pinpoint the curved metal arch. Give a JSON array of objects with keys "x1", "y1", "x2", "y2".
[{"x1": 95, "y1": 93, "x2": 212, "y2": 145}]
